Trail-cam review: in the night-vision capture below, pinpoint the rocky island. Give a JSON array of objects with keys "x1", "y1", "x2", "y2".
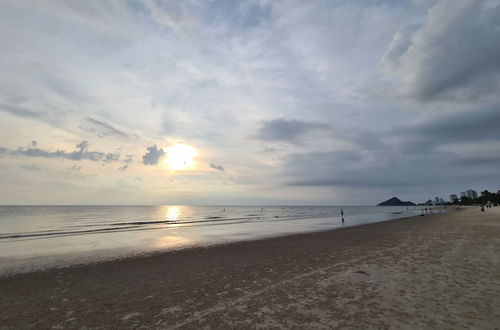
[{"x1": 377, "y1": 197, "x2": 416, "y2": 206}]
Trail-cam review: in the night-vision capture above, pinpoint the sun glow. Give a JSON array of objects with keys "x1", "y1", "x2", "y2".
[{"x1": 164, "y1": 144, "x2": 197, "y2": 171}]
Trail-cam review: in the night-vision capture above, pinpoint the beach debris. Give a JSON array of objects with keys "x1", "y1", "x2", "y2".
[{"x1": 355, "y1": 270, "x2": 369, "y2": 275}]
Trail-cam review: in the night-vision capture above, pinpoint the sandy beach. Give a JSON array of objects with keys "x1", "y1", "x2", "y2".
[{"x1": 1, "y1": 207, "x2": 499, "y2": 329}]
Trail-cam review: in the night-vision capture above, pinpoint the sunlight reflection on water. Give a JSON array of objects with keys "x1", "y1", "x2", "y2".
[{"x1": 164, "y1": 205, "x2": 182, "y2": 224}]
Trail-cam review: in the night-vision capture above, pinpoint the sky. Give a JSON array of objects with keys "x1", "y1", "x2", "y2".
[{"x1": 0, "y1": 0, "x2": 499, "y2": 205}]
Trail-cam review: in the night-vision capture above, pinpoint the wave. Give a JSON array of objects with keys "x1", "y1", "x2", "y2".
[{"x1": 0, "y1": 212, "x2": 341, "y2": 242}]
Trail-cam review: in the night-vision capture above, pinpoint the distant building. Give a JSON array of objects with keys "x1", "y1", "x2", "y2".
[
  {"x1": 460, "y1": 192, "x2": 466, "y2": 198},
  {"x1": 466, "y1": 189, "x2": 478, "y2": 199},
  {"x1": 450, "y1": 194, "x2": 458, "y2": 202},
  {"x1": 435, "y1": 197, "x2": 440, "y2": 205},
  {"x1": 439, "y1": 198, "x2": 445, "y2": 204}
]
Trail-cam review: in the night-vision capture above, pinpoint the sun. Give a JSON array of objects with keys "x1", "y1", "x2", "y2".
[{"x1": 164, "y1": 144, "x2": 197, "y2": 171}]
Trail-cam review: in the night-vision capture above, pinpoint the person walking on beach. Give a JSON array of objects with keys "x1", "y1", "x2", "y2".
[{"x1": 341, "y1": 208, "x2": 344, "y2": 224}]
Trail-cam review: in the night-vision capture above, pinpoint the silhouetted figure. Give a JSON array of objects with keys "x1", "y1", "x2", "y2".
[
  {"x1": 425, "y1": 208, "x2": 427, "y2": 214},
  {"x1": 223, "y1": 208, "x2": 225, "y2": 212},
  {"x1": 481, "y1": 205, "x2": 485, "y2": 212},
  {"x1": 341, "y1": 208, "x2": 344, "y2": 224}
]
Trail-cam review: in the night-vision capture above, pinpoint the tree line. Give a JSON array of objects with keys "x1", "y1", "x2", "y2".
[{"x1": 453, "y1": 190, "x2": 500, "y2": 206}]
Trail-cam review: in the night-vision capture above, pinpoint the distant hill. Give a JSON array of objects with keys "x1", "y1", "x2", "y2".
[{"x1": 377, "y1": 197, "x2": 416, "y2": 206}]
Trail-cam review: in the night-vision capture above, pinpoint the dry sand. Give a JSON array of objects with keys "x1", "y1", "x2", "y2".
[{"x1": 1, "y1": 207, "x2": 499, "y2": 329}]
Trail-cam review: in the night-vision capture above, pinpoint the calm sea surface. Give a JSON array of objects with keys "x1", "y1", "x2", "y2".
[{"x1": 0, "y1": 205, "x2": 441, "y2": 274}]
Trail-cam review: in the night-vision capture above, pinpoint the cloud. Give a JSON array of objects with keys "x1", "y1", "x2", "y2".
[
  {"x1": 118, "y1": 164, "x2": 128, "y2": 172},
  {"x1": 142, "y1": 145, "x2": 165, "y2": 166},
  {"x1": 278, "y1": 106, "x2": 500, "y2": 192},
  {"x1": 209, "y1": 163, "x2": 225, "y2": 171},
  {"x1": 453, "y1": 156, "x2": 500, "y2": 167},
  {"x1": 392, "y1": 108, "x2": 500, "y2": 151},
  {"x1": 0, "y1": 141, "x2": 121, "y2": 163},
  {"x1": 1, "y1": 0, "x2": 135, "y2": 38},
  {"x1": 382, "y1": 0, "x2": 500, "y2": 102},
  {"x1": 21, "y1": 164, "x2": 43, "y2": 172},
  {"x1": 256, "y1": 119, "x2": 329, "y2": 143},
  {"x1": 0, "y1": 103, "x2": 43, "y2": 118},
  {"x1": 83, "y1": 117, "x2": 139, "y2": 139},
  {"x1": 283, "y1": 150, "x2": 365, "y2": 186},
  {"x1": 104, "y1": 153, "x2": 120, "y2": 163},
  {"x1": 123, "y1": 155, "x2": 134, "y2": 163},
  {"x1": 282, "y1": 149, "x2": 486, "y2": 190},
  {"x1": 1, "y1": 0, "x2": 499, "y2": 204},
  {"x1": 69, "y1": 165, "x2": 82, "y2": 172},
  {"x1": 117, "y1": 153, "x2": 133, "y2": 172}
]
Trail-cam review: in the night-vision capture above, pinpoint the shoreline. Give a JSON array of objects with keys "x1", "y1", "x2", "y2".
[
  {"x1": 0, "y1": 207, "x2": 444, "y2": 277},
  {"x1": 1, "y1": 206, "x2": 498, "y2": 328}
]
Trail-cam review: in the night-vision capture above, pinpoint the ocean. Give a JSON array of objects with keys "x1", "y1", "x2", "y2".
[{"x1": 0, "y1": 205, "x2": 441, "y2": 275}]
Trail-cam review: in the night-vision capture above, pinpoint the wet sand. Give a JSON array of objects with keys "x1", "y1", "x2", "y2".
[{"x1": 1, "y1": 207, "x2": 499, "y2": 329}]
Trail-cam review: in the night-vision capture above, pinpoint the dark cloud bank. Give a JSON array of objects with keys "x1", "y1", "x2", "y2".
[
  {"x1": 260, "y1": 0, "x2": 500, "y2": 197},
  {"x1": 256, "y1": 118, "x2": 329, "y2": 143},
  {"x1": 258, "y1": 111, "x2": 500, "y2": 194}
]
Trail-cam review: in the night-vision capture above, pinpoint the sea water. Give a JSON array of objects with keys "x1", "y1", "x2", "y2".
[{"x1": 0, "y1": 205, "x2": 442, "y2": 274}]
